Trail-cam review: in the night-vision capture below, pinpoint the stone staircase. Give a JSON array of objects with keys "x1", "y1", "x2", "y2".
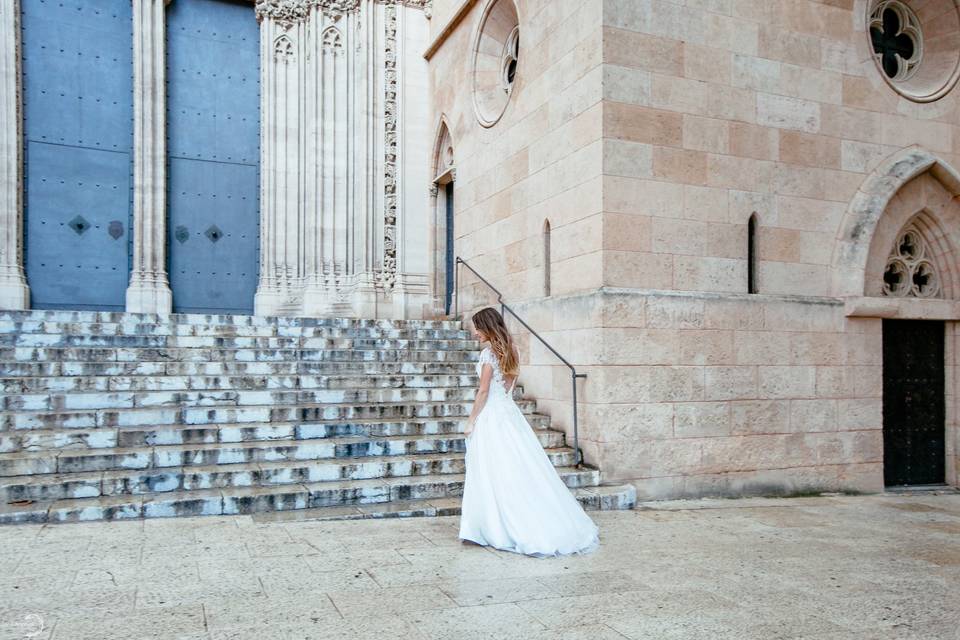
[{"x1": 0, "y1": 310, "x2": 635, "y2": 524}]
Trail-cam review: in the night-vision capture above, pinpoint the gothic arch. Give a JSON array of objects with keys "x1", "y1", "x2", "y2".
[
  {"x1": 431, "y1": 116, "x2": 455, "y2": 183},
  {"x1": 832, "y1": 146, "x2": 960, "y2": 298},
  {"x1": 430, "y1": 117, "x2": 456, "y2": 315},
  {"x1": 321, "y1": 26, "x2": 343, "y2": 52},
  {"x1": 273, "y1": 34, "x2": 295, "y2": 63}
]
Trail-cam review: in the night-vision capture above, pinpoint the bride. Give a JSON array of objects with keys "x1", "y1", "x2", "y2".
[{"x1": 458, "y1": 307, "x2": 599, "y2": 556}]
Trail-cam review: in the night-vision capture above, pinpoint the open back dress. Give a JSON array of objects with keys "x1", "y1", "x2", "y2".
[{"x1": 458, "y1": 347, "x2": 600, "y2": 556}]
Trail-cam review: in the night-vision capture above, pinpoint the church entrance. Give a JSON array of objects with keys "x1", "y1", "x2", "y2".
[
  {"x1": 21, "y1": 0, "x2": 134, "y2": 310},
  {"x1": 166, "y1": 0, "x2": 260, "y2": 315},
  {"x1": 445, "y1": 181, "x2": 455, "y2": 315},
  {"x1": 882, "y1": 319, "x2": 946, "y2": 487}
]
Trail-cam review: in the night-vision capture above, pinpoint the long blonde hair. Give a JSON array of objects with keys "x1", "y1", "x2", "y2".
[{"x1": 471, "y1": 307, "x2": 519, "y2": 376}]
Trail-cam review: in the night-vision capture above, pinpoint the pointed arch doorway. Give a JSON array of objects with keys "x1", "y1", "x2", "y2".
[
  {"x1": 432, "y1": 120, "x2": 456, "y2": 317},
  {"x1": 835, "y1": 148, "x2": 960, "y2": 489},
  {"x1": 882, "y1": 318, "x2": 945, "y2": 486}
]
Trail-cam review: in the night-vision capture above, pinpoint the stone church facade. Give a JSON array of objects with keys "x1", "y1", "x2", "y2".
[
  {"x1": 0, "y1": 0, "x2": 438, "y2": 319},
  {"x1": 429, "y1": 0, "x2": 960, "y2": 498},
  {"x1": 1, "y1": 0, "x2": 958, "y2": 500}
]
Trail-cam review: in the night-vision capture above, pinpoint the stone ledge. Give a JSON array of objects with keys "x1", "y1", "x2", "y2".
[{"x1": 843, "y1": 295, "x2": 960, "y2": 319}]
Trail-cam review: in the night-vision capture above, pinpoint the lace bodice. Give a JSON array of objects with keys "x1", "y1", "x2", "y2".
[{"x1": 476, "y1": 347, "x2": 514, "y2": 396}]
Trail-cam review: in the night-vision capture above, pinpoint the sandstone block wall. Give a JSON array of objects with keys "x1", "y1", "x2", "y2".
[{"x1": 429, "y1": 0, "x2": 960, "y2": 498}]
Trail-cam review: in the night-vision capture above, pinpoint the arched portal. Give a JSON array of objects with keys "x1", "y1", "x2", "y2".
[
  {"x1": 166, "y1": 0, "x2": 260, "y2": 314},
  {"x1": 832, "y1": 146, "x2": 960, "y2": 299},
  {"x1": 22, "y1": 0, "x2": 134, "y2": 310},
  {"x1": 834, "y1": 146, "x2": 960, "y2": 489},
  {"x1": 431, "y1": 118, "x2": 456, "y2": 316}
]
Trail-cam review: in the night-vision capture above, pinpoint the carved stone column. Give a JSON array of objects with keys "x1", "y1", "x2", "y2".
[
  {"x1": 255, "y1": 0, "x2": 365, "y2": 317},
  {"x1": 126, "y1": 0, "x2": 172, "y2": 313},
  {"x1": 254, "y1": 1, "x2": 309, "y2": 316},
  {"x1": 254, "y1": 0, "x2": 431, "y2": 318},
  {"x1": 0, "y1": 0, "x2": 29, "y2": 309}
]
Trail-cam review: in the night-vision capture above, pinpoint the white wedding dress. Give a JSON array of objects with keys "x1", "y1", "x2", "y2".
[{"x1": 458, "y1": 347, "x2": 600, "y2": 556}]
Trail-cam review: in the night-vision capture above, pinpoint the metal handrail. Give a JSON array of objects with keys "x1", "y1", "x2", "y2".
[{"x1": 454, "y1": 256, "x2": 587, "y2": 467}]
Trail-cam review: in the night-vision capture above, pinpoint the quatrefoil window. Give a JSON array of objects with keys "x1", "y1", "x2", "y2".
[
  {"x1": 883, "y1": 227, "x2": 941, "y2": 298},
  {"x1": 870, "y1": 1, "x2": 922, "y2": 81},
  {"x1": 501, "y1": 26, "x2": 519, "y2": 93}
]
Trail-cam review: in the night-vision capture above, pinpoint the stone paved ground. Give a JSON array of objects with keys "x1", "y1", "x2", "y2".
[{"x1": 1, "y1": 492, "x2": 958, "y2": 640}]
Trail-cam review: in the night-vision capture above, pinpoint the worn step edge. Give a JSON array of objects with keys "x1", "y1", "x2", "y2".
[
  {"x1": 1, "y1": 373, "x2": 481, "y2": 389},
  {"x1": 0, "y1": 470, "x2": 618, "y2": 524},
  {"x1": 0, "y1": 449, "x2": 582, "y2": 500},
  {"x1": 0, "y1": 310, "x2": 462, "y2": 329},
  {"x1": 0, "y1": 436, "x2": 573, "y2": 476},
  {"x1": 252, "y1": 485, "x2": 639, "y2": 522},
  {"x1": 0, "y1": 418, "x2": 557, "y2": 453},
  {"x1": 1, "y1": 401, "x2": 542, "y2": 430}
]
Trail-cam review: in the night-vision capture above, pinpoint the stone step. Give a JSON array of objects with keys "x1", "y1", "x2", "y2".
[
  {"x1": 0, "y1": 447, "x2": 581, "y2": 502},
  {"x1": 0, "y1": 346, "x2": 480, "y2": 364},
  {"x1": 2, "y1": 373, "x2": 481, "y2": 394},
  {"x1": 252, "y1": 485, "x2": 639, "y2": 522},
  {"x1": 0, "y1": 310, "x2": 633, "y2": 526},
  {"x1": 1, "y1": 399, "x2": 540, "y2": 430},
  {"x1": 0, "y1": 415, "x2": 556, "y2": 452},
  {"x1": 4, "y1": 385, "x2": 491, "y2": 412},
  {"x1": 0, "y1": 360, "x2": 481, "y2": 378},
  {"x1": 0, "y1": 321, "x2": 471, "y2": 340},
  {"x1": 0, "y1": 428, "x2": 567, "y2": 475},
  {"x1": 0, "y1": 334, "x2": 481, "y2": 351},
  {"x1": 0, "y1": 470, "x2": 622, "y2": 524},
  {"x1": 0, "y1": 310, "x2": 462, "y2": 331}
]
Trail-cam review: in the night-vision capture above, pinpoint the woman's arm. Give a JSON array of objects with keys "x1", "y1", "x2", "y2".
[{"x1": 465, "y1": 363, "x2": 493, "y2": 436}]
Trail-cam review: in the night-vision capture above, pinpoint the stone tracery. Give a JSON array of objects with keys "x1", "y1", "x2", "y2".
[
  {"x1": 883, "y1": 225, "x2": 942, "y2": 298},
  {"x1": 869, "y1": 0, "x2": 922, "y2": 81},
  {"x1": 255, "y1": 0, "x2": 430, "y2": 25}
]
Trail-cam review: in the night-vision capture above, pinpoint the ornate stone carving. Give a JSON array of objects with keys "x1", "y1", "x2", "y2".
[
  {"x1": 322, "y1": 27, "x2": 343, "y2": 52},
  {"x1": 396, "y1": 0, "x2": 431, "y2": 16},
  {"x1": 256, "y1": 0, "x2": 433, "y2": 31},
  {"x1": 377, "y1": 0, "x2": 399, "y2": 291},
  {"x1": 273, "y1": 35, "x2": 295, "y2": 62},
  {"x1": 319, "y1": 0, "x2": 360, "y2": 19},
  {"x1": 883, "y1": 225, "x2": 942, "y2": 298},
  {"x1": 255, "y1": 0, "x2": 312, "y2": 28},
  {"x1": 255, "y1": 0, "x2": 433, "y2": 314}
]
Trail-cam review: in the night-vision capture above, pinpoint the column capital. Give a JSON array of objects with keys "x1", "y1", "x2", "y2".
[
  {"x1": 254, "y1": 0, "x2": 430, "y2": 28},
  {"x1": 255, "y1": 0, "x2": 312, "y2": 27}
]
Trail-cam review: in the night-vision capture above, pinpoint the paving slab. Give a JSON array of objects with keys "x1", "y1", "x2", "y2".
[{"x1": 0, "y1": 493, "x2": 958, "y2": 639}]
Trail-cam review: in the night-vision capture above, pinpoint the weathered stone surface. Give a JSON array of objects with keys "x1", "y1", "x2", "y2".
[{"x1": 0, "y1": 311, "x2": 633, "y2": 523}]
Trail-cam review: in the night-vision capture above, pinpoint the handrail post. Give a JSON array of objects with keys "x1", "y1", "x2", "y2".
[
  {"x1": 455, "y1": 255, "x2": 589, "y2": 469},
  {"x1": 454, "y1": 258, "x2": 461, "y2": 320},
  {"x1": 571, "y1": 371, "x2": 580, "y2": 467}
]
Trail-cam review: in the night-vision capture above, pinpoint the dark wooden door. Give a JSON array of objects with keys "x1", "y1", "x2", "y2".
[
  {"x1": 444, "y1": 181, "x2": 455, "y2": 316},
  {"x1": 882, "y1": 320, "x2": 946, "y2": 486}
]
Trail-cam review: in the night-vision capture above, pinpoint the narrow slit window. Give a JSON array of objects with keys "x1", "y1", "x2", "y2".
[
  {"x1": 543, "y1": 220, "x2": 551, "y2": 297},
  {"x1": 748, "y1": 214, "x2": 758, "y2": 294}
]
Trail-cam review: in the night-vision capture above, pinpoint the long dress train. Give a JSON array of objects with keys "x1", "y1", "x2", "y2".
[{"x1": 458, "y1": 347, "x2": 599, "y2": 556}]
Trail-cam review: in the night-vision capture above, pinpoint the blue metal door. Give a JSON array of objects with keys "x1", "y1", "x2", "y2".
[
  {"x1": 166, "y1": 0, "x2": 260, "y2": 315},
  {"x1": 21, "y1": 0, "x2": 133, "y2": 310}
]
